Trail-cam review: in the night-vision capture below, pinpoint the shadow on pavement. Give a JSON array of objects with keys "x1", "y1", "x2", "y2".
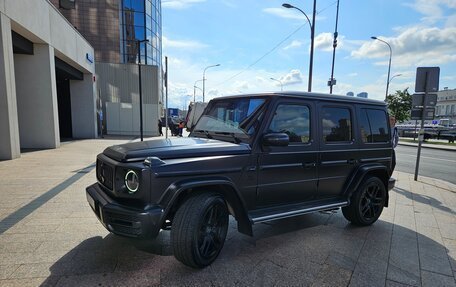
[
  {"x1": 394, "y1": 187, "x2": 455, "y2": 215},
  {"x1": 0, "y1": 163, "x2": 95, "y2": 235},
  {"x1": 39, "y1": 209, "x2": 455, "y2": 286}
]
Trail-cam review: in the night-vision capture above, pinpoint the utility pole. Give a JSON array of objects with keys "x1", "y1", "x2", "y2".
[{"x1": 329, "y1": 0, "x2": 340, "y2": 94}]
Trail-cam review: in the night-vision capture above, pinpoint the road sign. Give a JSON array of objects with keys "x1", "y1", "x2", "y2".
[
  {"x1": 412, "y1": 93, "x2": 438, "y2": 107},
  {"x1": 411, "y1": 108, "x2": 435, "y2": 120},
  {"x1": 415, "y1": 67, "x2": 440, "y2": 93}
]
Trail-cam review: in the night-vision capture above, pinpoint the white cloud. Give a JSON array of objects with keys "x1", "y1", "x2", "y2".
[
  {"x1": 263, "y1": 8, "x2": 309, "y2": 21},
  {"x1": 348, "y1": 73, "x2": 358, "y2": 77},
  {"x1": 283, "y1": 40, "x2": 303, "y2": 50},
  {"x1": 314, "y1": 33, "x2": 334, "y2": 52},
  {"x1": 162, "y1": 0, "x2": 206, "y2": 9},
  {"x1": 404, "y1": 0, "x2": 456, "y2": 23},
  {"x1": 351, "y1": 26, "x2": 456, "y2": 67},
  {"x1": 280, "y1": 69, "x2": 303, "y2": 86},
  {"x1": 162, "y1": 36, "x2": 209, "y2": 50}
]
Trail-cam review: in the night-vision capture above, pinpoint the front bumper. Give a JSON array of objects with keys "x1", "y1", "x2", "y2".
[
  {"x1": 388, "y1": 177, "x2": 396, "y2": 191},
  {"x1": 86, "y1": 183, "x2": 163, "y2": 239}
]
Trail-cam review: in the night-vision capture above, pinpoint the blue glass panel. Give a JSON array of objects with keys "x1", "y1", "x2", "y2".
[
  {"x1": 123, "y1": 0, "x2": 132, "y2": 10},
  {"x1": 131, "y1": 0, "x2": 144, "y2": 12},
  {"x1": 146, "y1": 0, "x2": 152, "y2": 15},
  {"x1": 134, "y1": 26, "x2": 146, "y2": 39}
]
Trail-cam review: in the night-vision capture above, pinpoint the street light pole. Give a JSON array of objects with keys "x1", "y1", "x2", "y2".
[
  {"x1": 202, "y1": 64, "x2": 220, "y2": 102},
  {"x1": 388, "y1": 73, "x2": 402, "y2": 86},
  {"x1": 193, "y1": 79, "x2": 203, "y2": 103},
  {"x1": 270, "y1": 77, "x2": 283, "y2": 91},
  {"x1": 329, "y1": 0, "x2": 340, "y2": 94},
  {"x1": 282, "y1": 1, "x2": 316, "y2": 92},
  {"x1": 137, "y1": 39, "x2": 149, "y2": 141},
  {"x1": 371, "y1": 36, "x2": 392, "y2": 101}
]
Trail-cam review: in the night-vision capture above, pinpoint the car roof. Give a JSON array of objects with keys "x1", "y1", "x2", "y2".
[{"x1": 213, "y1": 91, "x2": 387, "y2": 107}]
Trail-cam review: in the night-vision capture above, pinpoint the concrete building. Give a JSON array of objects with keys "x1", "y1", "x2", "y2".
[
  {"x1": 1, "y1": 0, "x2": 97, "y2": 160},
  {"x1": 435, "y1": 87, "x2": 456, "y2": 126},
  {"x1": 50, "y1": 0, "x2": 163, "y2": 136}
]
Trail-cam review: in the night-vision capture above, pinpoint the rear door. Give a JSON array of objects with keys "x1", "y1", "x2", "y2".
[
  {"x1": 317, "y1": 103, "x2": 358, "y2": 199},
  {"x1": 256, "y1": 99, "x2": 318, "y2": 207}
]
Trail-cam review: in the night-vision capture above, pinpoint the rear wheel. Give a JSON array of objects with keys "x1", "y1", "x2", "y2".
[
  {"x1": 171, "y1": 192, "x2": 228, "y2": 268},
  {"x1": 342, "y1": 176, "x2": 386, "y2": 226}
]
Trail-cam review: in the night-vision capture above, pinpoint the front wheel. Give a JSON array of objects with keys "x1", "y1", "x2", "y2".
[
  {"x1": 171, "y1": 192, "x2": 228, "y2": 268},
  {"x1": 342, "y1": 176, "x2": 386, "y2": 226}
]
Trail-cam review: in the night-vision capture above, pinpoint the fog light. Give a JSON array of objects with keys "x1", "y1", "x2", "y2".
[{"x1": 125, "y1": 170, "x2": 139, "y2": 193}]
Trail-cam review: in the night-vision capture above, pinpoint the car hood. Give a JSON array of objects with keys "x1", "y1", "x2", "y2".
[{"x1": 103, "y1": 137, "x2": 251, "y2": 162}]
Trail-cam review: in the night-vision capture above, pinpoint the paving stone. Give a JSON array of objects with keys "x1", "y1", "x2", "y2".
[
  {"x1": 418, "y1": 235, "x2": 454, "y2": 276},
  {"x1": 0, "y1": 265, "x2": 19, "y2": 280},
  {"x1": 421, "y1": 270, "x2": 456, "y2": 287},
  {"x1": 385, "y1": 279, "x2": 416, "y2": 286},
  {"x1": 310, "y1": 264, "x2": 352, "y2": 287},
  {"x1": 387, "y1": 226, "x2": 420, "y2": 286},
  {"x1": 0, "y1": 276, "x2": 60, "y2": 287}
]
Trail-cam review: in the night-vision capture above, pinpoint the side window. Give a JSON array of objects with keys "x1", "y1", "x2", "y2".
[
  {"x1": 268, "y1": 104, "x2": 310, "y2": 143},
  {"x1": 322, "y1": 107, "x2": 352, "y2": 143},
  {"x1": 363, "y1": 109, "x2": 390, "y2": 143},
  {"x1": 359, "y1": 110, "x2": 370, "y2": 143}
]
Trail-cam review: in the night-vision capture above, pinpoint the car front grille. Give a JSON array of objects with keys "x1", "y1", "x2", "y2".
[{"x1": 97, "y1": 160, "x2": 114, "y2": 190}]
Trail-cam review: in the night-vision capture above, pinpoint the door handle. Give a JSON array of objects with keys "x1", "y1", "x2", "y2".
[
  {"x1": 347, "y1": 159, "x2": 357, "y2": 165},
  {"x1": 303, "y1": 162, "x2": 316, "y2": 168}
]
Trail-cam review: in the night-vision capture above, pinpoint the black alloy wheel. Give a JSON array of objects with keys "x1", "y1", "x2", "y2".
[
  {"x1": 171, "y1": 192, "x2": 229, "y2": 268},
  {"x1": 342, "y1": 176, "x2": 386, "y2": 226}
]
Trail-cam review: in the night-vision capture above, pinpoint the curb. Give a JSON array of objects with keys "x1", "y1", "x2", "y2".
[
  {"x1": 398, "y1": 142, "x2": 456, "y2": 152},
  {"x1": 394, "y1": 171, "x2": 456, "y2": 191}
]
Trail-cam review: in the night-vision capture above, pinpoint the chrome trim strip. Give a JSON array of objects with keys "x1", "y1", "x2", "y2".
[
  {"x1": 320, "y1": 160, "x2": 348, "y2": 166},
  {"x1": 251, "y1": 201, "x2": 349, "y2": 223},
  {"x1": 358, "y1": 157, "x2": 391, "y2": 163},
  {"x1": 259, "y1": 163, "x2": 303, "y2": 170}
]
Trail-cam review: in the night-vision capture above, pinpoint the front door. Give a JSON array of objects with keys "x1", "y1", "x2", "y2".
[{"x1": 257, "y1": 101, "x2": 318, "y2": 207}]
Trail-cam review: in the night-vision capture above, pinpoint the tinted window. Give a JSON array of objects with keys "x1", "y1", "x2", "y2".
[
  {"x1": 361, "y1": 109, "x2": 390, "y2": 143},
  {"x1": 268, "y1": 105, "x2": 310, "y2": 143},
  {"x1": 322, "y1": 107, "x2": 352, "y2": 142}
]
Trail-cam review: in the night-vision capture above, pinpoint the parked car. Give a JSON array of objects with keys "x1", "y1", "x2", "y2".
[{"x1": 86, "y1": 92, "x2": 396, "y2": 268}]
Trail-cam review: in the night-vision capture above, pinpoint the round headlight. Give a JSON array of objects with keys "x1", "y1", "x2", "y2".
[{"x1": 125, "y1": 170, "x2": 139, "y2": 193}]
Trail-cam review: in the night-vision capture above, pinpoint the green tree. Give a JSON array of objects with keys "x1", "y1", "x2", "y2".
[{"x1": 386, "y1": 88, "x2": 412, "y2": 123}]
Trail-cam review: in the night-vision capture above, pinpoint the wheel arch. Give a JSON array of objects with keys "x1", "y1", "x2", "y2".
[
  {"x1": 158, "y1": 177, "x2": 253, "y2": 236},
  {"x1": 344, "y1": 164, "x2": 390, "y2": 207}
]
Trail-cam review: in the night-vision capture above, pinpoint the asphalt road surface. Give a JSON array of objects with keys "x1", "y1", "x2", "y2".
[{"x1": 395, "y1": 145, "x2": 456, "y2": 184}]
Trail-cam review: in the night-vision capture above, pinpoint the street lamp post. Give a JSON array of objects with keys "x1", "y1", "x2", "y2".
[
  {"x1": 193, "y1": 79, "x2": 203, "y2": 103},
  {"x1": 270, "y1": 77, "x2": 283, "y2": 91},
  {"x1": 137, "y1": 39, "x2": 149, "y2": 141},
  {"x1": 329, "y1": 0, "x2": 340, "y2": 94},
  {"x1": 371, "y1": 36, "x2": 392, "y2": 101},
  {"x1": 388, "y1": 73, "x2": 402, "y2": 85},
  {"x1": 202, "y1": 64, "x2": 220, "y2": 102},
  {"x1": 283, "y1": 1, "x2": 316, "y2": 92}
]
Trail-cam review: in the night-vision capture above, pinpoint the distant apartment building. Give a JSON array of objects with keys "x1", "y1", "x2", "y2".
[
  {"x1": 1, "y1": 0, "x2": 97, "y2": 160},
  {"x1": 346, "y1": 92, "x2": 354, "y2": 97},
  {"x1": 50, "y1": 0, "x2": 163, "y2": 136},
  {"x1": 357, "y1": 92, "x2": 368, "y2": 98},
  {"x1": 435, "y1": 87, "x2": 456, "y2": 125}
]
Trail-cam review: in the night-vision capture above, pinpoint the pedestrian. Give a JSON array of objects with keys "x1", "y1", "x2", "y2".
[
  {"x1": 158, "y1": 119, "x2": 163, "y2": 136},
  {"x1": 390, "y1": 116, "x2": 399, "y2": 171},
  {"x1": 178, "y1": 121, "x2": 184, "y2": 137}
]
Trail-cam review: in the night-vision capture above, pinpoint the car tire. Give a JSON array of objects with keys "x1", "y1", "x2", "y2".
[
  {"x1": 342, "y1": 176, "x2": 386, "y2": 226},
  {"x1": 171, "y1": 192, "x2": 229, "y2": 268}
]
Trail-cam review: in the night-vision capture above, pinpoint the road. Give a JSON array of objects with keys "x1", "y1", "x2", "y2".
[{"x1": 395, "y1": 145, "x2": 456, "y2": 184}]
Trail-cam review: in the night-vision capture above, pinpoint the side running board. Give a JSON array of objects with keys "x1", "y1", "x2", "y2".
[{"x1": 250, "y1": 199, "x2": 349, "y2": 224}]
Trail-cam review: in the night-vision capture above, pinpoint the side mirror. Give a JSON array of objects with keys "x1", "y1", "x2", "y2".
[{"x1": 262, "y1": 133, "x2": 289, "y2": 147}]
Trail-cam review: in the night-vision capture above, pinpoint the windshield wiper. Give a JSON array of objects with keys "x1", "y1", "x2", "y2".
[
  {"x1": 193, "y1": 129, "x2": 213, "y2": 139},
  {"x1": 214, "y1": 132, "x2": 242, "y2": 144}
]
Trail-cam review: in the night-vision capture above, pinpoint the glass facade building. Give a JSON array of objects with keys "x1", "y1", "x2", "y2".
[{"x1": 120, "y1": 0, "x2": 162, "y2": 66}]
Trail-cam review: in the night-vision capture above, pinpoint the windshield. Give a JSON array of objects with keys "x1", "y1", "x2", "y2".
[{"x1": 191, "y1": 97, "x2": 267, "y2": 142}]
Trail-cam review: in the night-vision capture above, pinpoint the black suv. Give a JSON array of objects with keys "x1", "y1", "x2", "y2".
[{"x1": 86, "y1": 92, "x2": 396, "y2": 268}]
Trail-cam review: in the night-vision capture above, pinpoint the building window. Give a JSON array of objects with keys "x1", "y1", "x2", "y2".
[{"x1": 120, "y1": 0, "x2": 161, "y2": 66}]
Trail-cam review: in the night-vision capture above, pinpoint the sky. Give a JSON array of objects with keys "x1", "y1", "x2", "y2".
[{"x1": 161, "y1": 0, "x2": 456, "y2": 109}]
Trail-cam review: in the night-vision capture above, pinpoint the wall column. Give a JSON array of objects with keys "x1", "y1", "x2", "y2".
[
  {"x1": 70, "y1": 73, "x2": 97, "y2": 138},
  {"x1": 0, "y1": 13, "x2": 20, "y2": 160},
  {"x1": 14, "y1": 44, "x2": 60, "y2": 148}
]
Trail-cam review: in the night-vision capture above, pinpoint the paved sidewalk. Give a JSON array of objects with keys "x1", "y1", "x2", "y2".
[{"x1": 0, "y1": 138, "x2": 455, "y2": 286}]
